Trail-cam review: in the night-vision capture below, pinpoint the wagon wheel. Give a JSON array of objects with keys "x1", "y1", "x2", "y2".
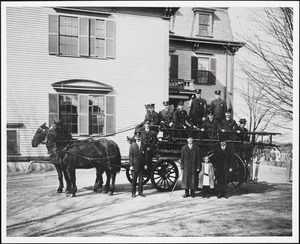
[
  {"x1": 227, "y1": 153, "x2": 246, "y2": 190},
  {"x1": 125, "y1": 168, "x2": 150, "y2": 185},
  {"x1": 151, "y1": 159, "x2": 179, "y2": 192}
]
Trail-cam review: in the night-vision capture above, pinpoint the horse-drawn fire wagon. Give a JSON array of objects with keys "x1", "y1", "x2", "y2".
[{"x1": 124, "y1": 127, "x2": 281, "y2": 192}]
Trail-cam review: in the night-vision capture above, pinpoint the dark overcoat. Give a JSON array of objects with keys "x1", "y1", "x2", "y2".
[
  {"x1": 144, "y1": 111, "x2": 160, "y2": 126},
  {"x1": 210, "y1": 98, "x2": 227, "y2": 122},
  {"x1": 189, "y1": 97, "x2": 207, "y2": 123},
  {"x1": 181, "y1": 144, "x2": 201, "y2": 190},
  {"x1": 158, "y1": 109, "x2": 173, "y2": 125},
  {"x1": 211, "y1": 145, "x2": 234, "y2": 176},
  {"x1": 220, "y1": 118, "x2": 238, "y2": 132},
  {"x1": 129, "y1": 142, "x2": 145, "y2": 172}
]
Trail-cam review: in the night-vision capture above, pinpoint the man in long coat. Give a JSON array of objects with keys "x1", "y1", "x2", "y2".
[
  {"x1": 181, "y1": 137, "x2": 201, "y2": 198},
  {"x1": 210, "y1": 90, "x2": 227, "y2": 122},
  {"x1": 189, "y1": 89, "x2": 207, "y2": 128},
  {"x1": 211, "y1": 140, "x2": 233, "y2": 199},
  {"x1": 129, "y1": 132, "x2": 146, "y2": 197},
  {"x1": 141, "y1": 123, "x2": 157, "y2": 169}
]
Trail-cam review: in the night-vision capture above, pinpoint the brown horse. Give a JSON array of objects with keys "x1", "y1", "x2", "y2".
[
  {"x1": 31, "y1": 123, "x2": 107, "y2": 194},
  {"x1": 45, "y1": 121, "x2": 121, "y2": 197}
]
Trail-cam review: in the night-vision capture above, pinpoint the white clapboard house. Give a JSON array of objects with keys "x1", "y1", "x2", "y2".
[{"x1": 5, "y1": 6, "x2": 243, "y2": 161}]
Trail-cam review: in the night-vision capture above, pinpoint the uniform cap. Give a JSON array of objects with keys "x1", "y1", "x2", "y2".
[
  {"x1": 162, "y1": 101, "x2": 169, "y2": 106},
  {"x1": 134, "y1": 132, "x2": 142, "y2": 138},
  {"x1": 225, "y1": 108, "x2": 232, "y2": 114},
  {"x1": 150, "y1": 104, "x2": 155, "y2": 108},
  {"x1": 145, "y1": 104, "x2": 150, "y2": 109},
  {"x1": 195, "y1": 89, "x2": 202, "y2": 94},
  {"x1": 239, "y1": 118, "x2": 247, "y2": 124},
  {"x1": 214, "y1": 90, "x2": 221, "y2": 95}
]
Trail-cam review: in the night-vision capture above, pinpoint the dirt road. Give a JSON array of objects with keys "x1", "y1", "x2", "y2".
[{"x1": 5, "y1": 162, "x2": 293, "y2": 239}]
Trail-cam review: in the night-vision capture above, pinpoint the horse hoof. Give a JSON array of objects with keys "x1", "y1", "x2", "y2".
[
  {"x1": 57, "y1": 188, "x2": 63, "y2": 193},
  {"x1": 66, "y1": 192, "x2": 71, "y2": 197},
  {"x1": 108, "y1": 191, "x2": 113, "y2": 196}
]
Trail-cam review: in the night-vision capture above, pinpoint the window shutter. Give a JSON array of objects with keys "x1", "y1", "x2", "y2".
[
  {"x1": 49, "y1": 15, "x2": 58, "y2": 54},
  {"x1": 49, "y1": 93, "x2": 59, "y2": 126},
  {"x1": 209, "y1": 58, "x2": 217, "y2": 85},
  {"x1": 79, "y1": 18, "x2": 89, "y2": 57},
  {"x1": 78, "y1": 94, "x2": 89, "y2": 135},
  {"x1": 191, "y1": 56, "x2": 198, "y2": 82},
  {"x1": 170, "y1": 55, "x2": 178, "y2": 79},
  {"x1": 106, "y1": 20, "x2": 116, "y2": 58},
  {"x1": 105, "y1": 96, "x2": 116, "y2": 134}
]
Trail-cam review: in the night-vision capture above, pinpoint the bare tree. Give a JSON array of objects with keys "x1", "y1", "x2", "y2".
[{"x1": 237, "y1": 8, "x2": 293, "y2": 123}]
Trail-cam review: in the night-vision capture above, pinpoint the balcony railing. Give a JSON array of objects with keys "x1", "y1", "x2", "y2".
[{"x1": 169, "y1": 79, "x2": 194, "y2": 90}]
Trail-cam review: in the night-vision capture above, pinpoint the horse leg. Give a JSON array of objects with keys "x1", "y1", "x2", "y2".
[
  {"x1": 108, "y1": 171, "x2": 116, "y2": 196},
  {"x1": 55, "y1": 165, "x2": 64, "y2": 193},
  {"x1": 103, "y1": 168, "x2": 111, "y2": 194},
  {"x1": 62, "y1": 167, "x2": 72, "y2": 193},
  {"x1": 70, "y1": 168, "x2": 77, "y2": 197},
  {"x1": 65, "y1": 167, "x2": 73, "y2": 197},
  {"x1": 94, "y1": 167, "x2": 103, "y2": 192}
]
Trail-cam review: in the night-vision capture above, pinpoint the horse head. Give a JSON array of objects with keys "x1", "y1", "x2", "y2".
[
  {"x1": 46, "y1": 121, "x2": 73, "y2": 154},
  {"x1": 31, "y1": 123, "x2": 49, "y2": 147}
]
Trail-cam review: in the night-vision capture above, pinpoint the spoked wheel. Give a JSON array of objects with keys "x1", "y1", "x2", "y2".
[
  {"x1": 125, "y1": 168, "x2": 150, "y2": 185},
  {"x1": 151, "y1": 159, "x2": 179, "y2": 191},
  {"x1": 227, "y1": 153, "x2": 246, "y2": 191}
]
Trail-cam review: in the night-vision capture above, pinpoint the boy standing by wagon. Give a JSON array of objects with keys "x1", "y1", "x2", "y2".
[{"x1": 198, "y1": 156, "x2": 215, "y2": 198}]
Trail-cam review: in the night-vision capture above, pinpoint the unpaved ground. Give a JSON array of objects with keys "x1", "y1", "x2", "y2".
[{"x1": 5, "y1": 162, "x2": 293, "y2": 239}]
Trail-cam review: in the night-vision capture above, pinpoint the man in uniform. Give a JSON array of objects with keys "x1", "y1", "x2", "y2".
[
  {"x1": 158, "y1": 101, "x2": 174, "y2": 140},
  {"x1": 189, "y1": 89, "x2": 207, "y2": 129},
  {"x1": 141, "y1": 122, "x2": 157, "y2": 169},
  {"x1": 219, "y1": 108, "x2": 238, "y2": 140},
  {"x1": 210, "y1": 90, "x2": 227, "y2": 123},
  {"x1": 172, "y1": 101, "x2": 193, "y2": 129},
  {"x1": 129, "y1": 132, "x2": 147, "y2": 197},
  {"x1": 201, "y1": 110, "x2": 220, "y2": 139}
]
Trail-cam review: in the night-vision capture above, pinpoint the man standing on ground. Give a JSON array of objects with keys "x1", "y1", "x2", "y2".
[
  {"x1": 129, "y1": 132, "x2": 146, "y2": 197},
  {"x1": 181, "y1": 137, "x2": 201, "y2": 198},
  {"x1": 211, "y1": 139, "x2": 233, "y2": 199}
]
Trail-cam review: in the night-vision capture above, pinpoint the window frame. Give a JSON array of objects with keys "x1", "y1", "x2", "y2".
[
  {"x1": 191, "y1": 55, "x2": 217, "y2": 85},
  {"x1": 7, "y1": 128, "x2": 20, "y2": 155},
  {"x1": 49, "y1": 14, "x2": 116, "y2": 59},
  {"x1": 195, "y1": 12, "x2": 213, "y2": 37}
]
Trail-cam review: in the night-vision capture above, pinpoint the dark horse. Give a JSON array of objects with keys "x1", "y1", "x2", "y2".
[
  {"x1": 45, "y1": 121, "x2": 121, "y2": 197},
  {"x1": 31, "y1": 123, "x2": 115, "y2": 195}
]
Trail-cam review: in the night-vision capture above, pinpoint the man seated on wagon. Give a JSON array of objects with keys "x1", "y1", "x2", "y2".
[
  {"x1": 127, "y1": 103, "x2": 159, "y2": 143},
  {"x1": 158, "y1": 101, "x2": 174, "y2": 140},
  {"x1": 172, "y1": 101, "x2": 193, "y2": 129},
  {"x1": 219, "y1": 108, "x2": 239, "y2": 140},
  {"x1": 200, "y1": 110, "x2": 220, "y2": 139},
  {"x1": 236, "y1": 118, "x2": 250, "y2": 142}
]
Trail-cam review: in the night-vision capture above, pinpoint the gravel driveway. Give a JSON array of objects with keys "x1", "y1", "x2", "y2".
[{"x1": 4, "y1": 162, "x2": 294, "y2": 242}]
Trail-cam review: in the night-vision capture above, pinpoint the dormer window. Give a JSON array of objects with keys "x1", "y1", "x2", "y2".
[{"x1": 193, "y1": 8, "x2": 216, "y2": 37}]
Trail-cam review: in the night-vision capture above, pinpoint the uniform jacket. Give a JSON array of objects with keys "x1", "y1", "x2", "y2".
[
  {"x1": 198, "y1": 162, "x2": 215, "y2": 189},
  {"x1": 143, "y1": 111, "x2": 159, "y2": 126},
  {"x1": 219, "y1": 118, "x2": 238, "y2": 132},
  {"x1": 173, "y1": 109, "x2": 192, "y2": 128},
  {"x1": 158, "y1": 109, "x2": 173, "y2": 125},
  {"x1": 141, "y1": 129, "x2": 157, "y2": 150},
  {"x1": 211, "y1": 145, "x2": 234, "y2": 175},
  {"x1": 201, "y1": 119, "x2": 220, "y2": 131},
  {"x1": 129, "y1": 141, "x2": 145, "y2": 172},
  {"x1": 181, "y1": 144, "x2": 201, "y2": 190},
  {"x1": 210, "y1": 98, "x2": 227, "y2": 121},
  {"x1": 189, "y1": 97, "x2": 207, "y2": 122}
]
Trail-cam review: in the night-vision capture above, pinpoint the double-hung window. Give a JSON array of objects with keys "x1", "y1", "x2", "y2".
[
  {"x1": 198, "y1": 13, "x2": 212, "y2": 36},
  {"x1": 49, "y1": 93, "x2": 115, "y2": 136},
  {"x1": 191, "y1": 56, "x2": 217, "y2": 85},
  {"x1": 49, "y1": 15, "x2": 116, "y2": 58}
]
